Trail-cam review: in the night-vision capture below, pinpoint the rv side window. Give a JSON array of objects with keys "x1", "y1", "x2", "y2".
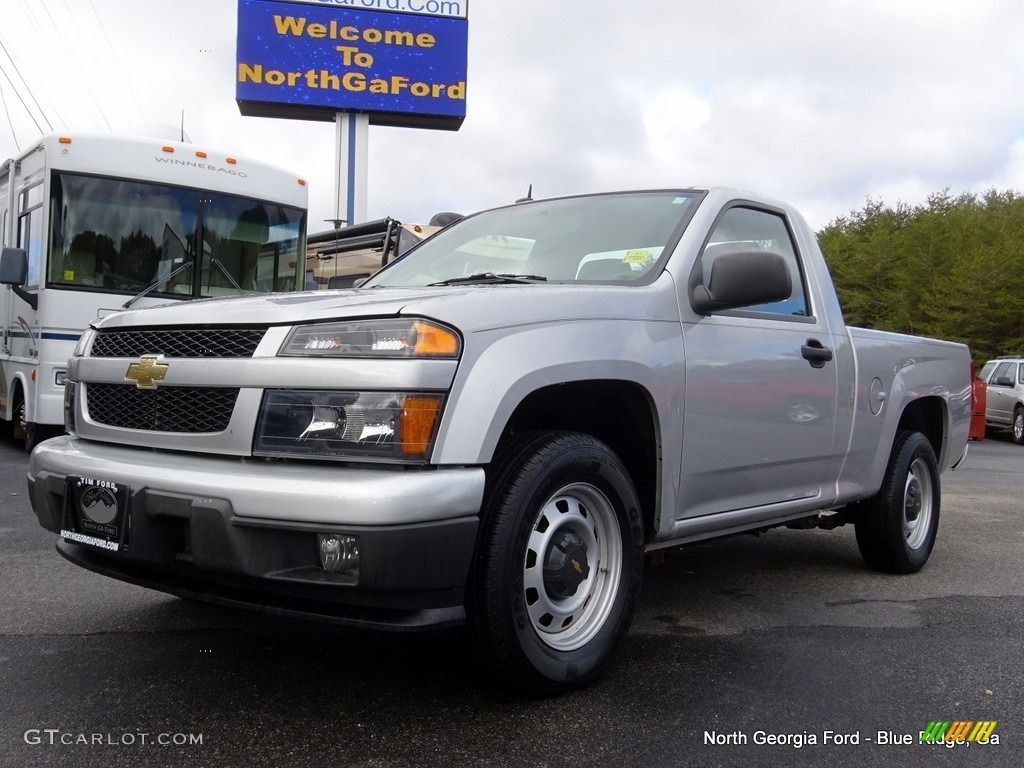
[{"x1": 18, "y1": 183, "x2": 44, "y2": 287}]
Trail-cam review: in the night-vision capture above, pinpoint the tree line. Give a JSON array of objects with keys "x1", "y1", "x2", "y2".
[{"x1": 816, "y1": 189, "x2": 1024, "y2": 364}]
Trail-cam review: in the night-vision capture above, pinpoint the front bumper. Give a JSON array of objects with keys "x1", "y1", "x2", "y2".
[{"x1": 29, "y1": 436, "x2": 486, "y2": 630}]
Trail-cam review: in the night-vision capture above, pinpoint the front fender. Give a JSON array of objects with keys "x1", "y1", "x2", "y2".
[{"x1": 430, "y1": 317, "x2": 685, "y2": 466}]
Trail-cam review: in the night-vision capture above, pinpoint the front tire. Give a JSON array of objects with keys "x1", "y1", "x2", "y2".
[
  {"x1": 469, "y1": 432, "x2": 644, "y2": 695},
  {"x1": 854, "y1": 430, "x2": 940, "y2": 573}
]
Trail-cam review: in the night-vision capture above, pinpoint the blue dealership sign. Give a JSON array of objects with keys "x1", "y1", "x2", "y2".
[{"x1": 236, "y1": 0, "x2": 468, "y2": 130}]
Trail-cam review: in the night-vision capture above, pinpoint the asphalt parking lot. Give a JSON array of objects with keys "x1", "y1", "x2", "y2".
[{"x1": 1, "y1": 435, "x2": 1021, "y2": 768}]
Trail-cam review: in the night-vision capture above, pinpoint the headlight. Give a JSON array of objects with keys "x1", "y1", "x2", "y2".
[
  {"x1": 280, "y1": 318, "x2": 460, "y2": 358},
  {"x1": 255, "y1": 390, "x2": 444, "y2": 462}
]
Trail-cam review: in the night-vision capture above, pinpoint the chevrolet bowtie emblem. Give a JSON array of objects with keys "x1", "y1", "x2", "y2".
[{"x1": 125, "y1": 355, "x2": 169, "y2": 389}]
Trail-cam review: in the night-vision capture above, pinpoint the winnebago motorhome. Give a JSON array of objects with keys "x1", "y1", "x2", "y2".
[{"x1": 1, "y1": 133, "x2": 308, "y2": 448}]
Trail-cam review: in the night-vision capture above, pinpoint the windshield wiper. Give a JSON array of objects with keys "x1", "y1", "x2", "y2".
[
  {"x1": 209, "y1": 257, "x2": 246, "y2": 295},
  {"x1": 427, "y1": 272, "x2": 548, "y2": 286},
  {"x1": 122, "y1": 260, "x2": 192, "y2": 309}
]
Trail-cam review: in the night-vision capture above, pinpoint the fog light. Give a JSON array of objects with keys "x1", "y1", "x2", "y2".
[{"x1": 318, "y1": 534, "x2": 360, "y2": 576}]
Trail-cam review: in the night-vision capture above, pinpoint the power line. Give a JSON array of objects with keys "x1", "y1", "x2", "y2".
[
  {"x1": 0, "y1": 78, "x2": 21, "y2": 151},
  {"x1": 38, "y1": 0, "x2": 113, "y2": 132},
  {"x1": 18, "y1": 0, "x2": 45, "y2": 35},
  {"x1": 0, "y1": 34, "x2": 54, "y2": 132},
  {"x1": 0, "y1": 59, "x2": 43, "y2": 135},
  {"x1": 9, "y1": 2, "x2": 70, "y2": 132},
  {"x1": 86, "y1": 0, "x2": 146, "y2": 124},
  {"x1": 60, "y1": 0, "x2": 131, "y2": 128}
]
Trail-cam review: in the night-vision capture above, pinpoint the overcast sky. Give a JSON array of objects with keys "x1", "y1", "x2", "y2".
[{"x1": 2, "y1": 0, "x2": 1023, "y2": 233}]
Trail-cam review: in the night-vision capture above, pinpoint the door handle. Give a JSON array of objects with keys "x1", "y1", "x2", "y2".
[{"x1": 801, "y1": 338, "x2": 833, "y2": 368}]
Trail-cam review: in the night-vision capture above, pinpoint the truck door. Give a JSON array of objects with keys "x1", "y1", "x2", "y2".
[{"x1": 678, "y1": 205, "x2": 840, "y2": 519}]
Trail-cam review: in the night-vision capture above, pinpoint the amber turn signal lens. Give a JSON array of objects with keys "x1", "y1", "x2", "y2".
[
  {"x1": 413, "y1": 321, "x2": 460, "y2": 357},
  {"x1": 400, "y1": 395, "x2": 443, "y2": 455}
]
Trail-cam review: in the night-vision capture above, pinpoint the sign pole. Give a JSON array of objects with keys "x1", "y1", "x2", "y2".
[{"x1": 334, "y1": 111, "x2": 369, "y2": 226}]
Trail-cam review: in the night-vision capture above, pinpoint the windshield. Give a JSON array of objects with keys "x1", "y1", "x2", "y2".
[
  {"x1": 365, "y1": 191, "x2": 700, "y2": 287},
  {"x1": 47, "y1": 173, "x2": 306, "y2": 297}
]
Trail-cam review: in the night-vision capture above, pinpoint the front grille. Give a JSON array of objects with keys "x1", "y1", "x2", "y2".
[
  {"x1": 86, "y1": 384, "x2": 238, "y2": 433},
  {"x1": 91, "y1": 328, "x2": 266, "y2": 358}
]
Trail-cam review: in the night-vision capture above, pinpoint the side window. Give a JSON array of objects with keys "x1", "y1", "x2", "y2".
[
  {"x1": 18, "y1": 184, "x2": 44, "y2": 287},
  {"x1": 992, "y1": 362, "x2": 1013, "y2": 386},
  {"x1": 700, "y1": 206, "x2": 809, "y2": 317}
]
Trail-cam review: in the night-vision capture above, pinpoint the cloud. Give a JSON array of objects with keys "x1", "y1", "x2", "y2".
[{"x1": 2, "y1": 0, "x2": 1023, "y2": 233}]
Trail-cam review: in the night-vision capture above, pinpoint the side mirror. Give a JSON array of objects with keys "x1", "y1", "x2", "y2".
[
  {"x1": 0, "y1": 247, "x2": 28, "y2": 286},
  {"x1": 0, "y1": 247, "x2": 39, "y2": 310},
  {"x1": 691, "y1": 251, "x2": 791, "y2": 315}
]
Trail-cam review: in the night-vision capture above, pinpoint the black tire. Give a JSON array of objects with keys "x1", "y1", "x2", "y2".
[
  {"x1": 469, "y1": 431, "x2": 645, "y2": 695},
  {"x1": 854, "y1": 430, "x2": 940, "y2": 574},
  {"x1": 23, "y1": 421, "x2": 38, "y2": 452},
  {"x1": 11, "y1": 395, "x2": 31, "y2": 449},
  {"x1": 1013, "y1": 408, "x2": 1024, "y2": 445},
  {"x1": 14, "y1": 398, "x2": 39, "y2": 453},
  {"x1": 11, "y1": 389, "x2": 63, "y2": 451}
]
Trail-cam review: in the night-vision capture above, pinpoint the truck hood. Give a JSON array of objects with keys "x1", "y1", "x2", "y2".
[{"x1": 92, "y1": 282, "x2": 680, "y2": 333}]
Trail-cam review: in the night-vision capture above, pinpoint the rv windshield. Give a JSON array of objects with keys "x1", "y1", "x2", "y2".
[
  {"x1": 365, "y1": 191, "x2": 700, "y2": 288},
  {"x1": 47, "y1": 173, "x2": 306, "y2": 297}
]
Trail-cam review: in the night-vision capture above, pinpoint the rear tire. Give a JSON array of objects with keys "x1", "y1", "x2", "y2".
[
  {"x1": 12, "y1": 395, "x2": 31, "y2": 450},
  {"x1": 854, "y1": 430, "x2": 940, "y2": 573},
  {"x1": 1013, "y1": 408, "x2": 1024, "y2": 445},
  {"x1": 12, "y1": 394, "x2": 62, "y2": 452},
  {"x1": 469, "y1": 431, "x2": 644, "y2": 695}
]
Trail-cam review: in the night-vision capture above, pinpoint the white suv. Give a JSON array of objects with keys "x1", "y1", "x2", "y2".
[{"x1": 978, "y1": 357, "x2": 1024, "y2": 443}]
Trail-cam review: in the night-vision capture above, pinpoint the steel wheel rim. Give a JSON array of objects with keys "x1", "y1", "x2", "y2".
[
  {"x1": 522, "y1": 482, "x2": 622, "y2": 651},
  {"x1": 902, "y1": 457, "x2": 934, "y2": 550}
]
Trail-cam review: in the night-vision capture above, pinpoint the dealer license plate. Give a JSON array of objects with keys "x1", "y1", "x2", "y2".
[{"x1": 61, "y1": 477, "x2": 129, "y2": 552}]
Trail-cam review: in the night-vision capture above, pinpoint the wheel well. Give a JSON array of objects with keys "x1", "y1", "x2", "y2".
[
  {"x1": 496, "y1": 380, "x2": 659, "y2": 541},
  {"x1": 8, "y1": 378, "x2": 24, "y2": 414},
  {"x1": 896, "y1": 396, "x2": 945, "y2": 459}
]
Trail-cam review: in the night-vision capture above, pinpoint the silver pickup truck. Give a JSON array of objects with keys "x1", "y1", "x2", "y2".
[{"x1": 26, "y1": 187, "x2": 971, "y2": 693}]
